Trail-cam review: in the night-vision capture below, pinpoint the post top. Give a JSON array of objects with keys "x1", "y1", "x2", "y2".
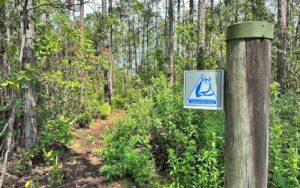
[{"x1": 225, "y1": 21, "x2": 274, "y2": 41}]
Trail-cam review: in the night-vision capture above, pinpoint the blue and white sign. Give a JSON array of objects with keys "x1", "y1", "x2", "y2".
[{"x1": 184, "y1": 70, "x2": 224, "y2": 110}]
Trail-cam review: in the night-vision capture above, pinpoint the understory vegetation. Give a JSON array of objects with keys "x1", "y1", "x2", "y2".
[
  {"x1": 0, "y1": 0, "x2": 299, "y2": 187},
  {"x1": 100, "y1": 76, "x2": 299, "y2": 187}
]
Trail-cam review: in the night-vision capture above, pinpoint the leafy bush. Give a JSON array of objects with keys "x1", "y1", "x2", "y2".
[
  {"x1": 101, "y1": 77, "x2": 299, "y2": 187},
  {"x1": 98, "y1": 103, "x2": 111, "y2": 119},
  {"x1": 86, "y1": 134, "x2": 96, "y2": 144},
  {"x1": 268, "y1": 83, "x2": 300, "y2": 187},
  {"x1": 101, "y1": 75, "x2": 224, "y2": 187},
  {"x1": 100, "y1": 98, "x2": 157, "y2": 185},
  {"x1": 40, "y1": 116, "x2": 73, "y2": 147},
  {"x1": 48, "y1": 156, "x2": 64, "y2": 187},
  {"x1": 75, "y1": 113, "x2": 92, "y2": 128},
  {"x1": 112, "y1": 95, "x2": 125, "y2": 109},
  {"x1": 84, "y1": 98, "x2": 102, "y2": 118}
]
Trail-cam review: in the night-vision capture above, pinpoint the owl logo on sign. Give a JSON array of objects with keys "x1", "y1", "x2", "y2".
[{"x1": 195, "y1": 75, "x2": 215, "y2": 97}]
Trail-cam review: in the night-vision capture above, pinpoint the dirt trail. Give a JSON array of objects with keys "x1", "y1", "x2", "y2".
[
  {"x1": 7, "y1": 110, "x2": 125, "y2": 188},
  {"x1": 61, "y1": 109, "x2": 125, "y2": 188}
]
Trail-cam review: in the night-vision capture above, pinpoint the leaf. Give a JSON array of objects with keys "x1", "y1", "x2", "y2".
[
  {"x1": 1, "y1": 82, "x2": 9, "y2": 87},
  {"x1": 10, "y1": 45, "x2": 18, "y2": 54},
  {"x1": 25, "y1": 181, "x2": 31, "y2": 188}
]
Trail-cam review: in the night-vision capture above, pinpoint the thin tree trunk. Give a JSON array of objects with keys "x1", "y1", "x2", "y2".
[
  {"x1": 21, "y1": 0, "x2": 39, "y2": 149},
  {"x1": 168, "y1": 0, "x2": 174, "y2": 85},
  {"x1": 197, "y1": 0, "x2": 205, "y2": 70},
  {"x1": 102, "y1": 0, "x2": 113, "y2": 104},
  {"x1": 0, "y1": 94, "x2": 16, "y2": 188},
  {"x1": 108, "y1": 0, "x2": 113, "y2": 98},
  {"x1": 142, "y1": 15, "x2": 145, "y2": 68},
  {"x1": 79, "y1": 0, "x2": 85, "y2": 107},
  {"x1": 187, "y1": 0, "x2": 194, "y2": 69},
  {"x1": 128, "y1": 4, "x2": 132, "y2": 80},
  {"x1": 277, "y1": 0, "x2": 288, "y2": 93},
  {"x1": 146, "y1": 17, "x2": 149, "y2": 64},
  {"x1": 0, "y1": 5, "x2": 5, "y2": 64},
  {"x1": 296, "y1": 13, "x2": 300, "y2": 47},
  {"x1": 155, "y1": 6, "x2": 159, "y2": 68},
  {"x1": 177, "y1": 0, "x2": 181, "y2": 54},
  {"x1": 133, "y1": 17, "x2": 138, "y2": 74}
]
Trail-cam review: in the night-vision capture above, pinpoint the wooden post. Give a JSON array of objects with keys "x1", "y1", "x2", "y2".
[{"x1": 225, "y1": 21, "x2": 273, "y2": 188}]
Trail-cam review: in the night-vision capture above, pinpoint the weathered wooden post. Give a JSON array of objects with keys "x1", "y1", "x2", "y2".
[{"x1": 225, "y1": 21, "x2": 273, "y2": 188}]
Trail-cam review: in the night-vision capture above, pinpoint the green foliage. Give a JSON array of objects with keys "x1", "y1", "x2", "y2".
[
  {"x1": 101, "y1": 75, "x2": 224, "y2": 187},
  {"x1": 86, "y1": 134, "x2": 96, "y2": 144},
  {"x1": 40, "y1": 116, "x2": 73, "y2": 147},
  {"x1": 100, "y1": 98, "x2": 157, "y2": 185},
  {"x1": 112, "y1": 95, "x2": 125, "y2": 109},
  {"x1": 42, "y1": 149, "x2": 59, "y2": 165},
  {"x1": 98, "y1": 103, "x2": 111, "y2": 119},
  {"x1": 268, "y1": 82, "x2": 300, "y2": 188},
  {"x1": 75, "y1": 113, "x2": 93, "y2": 128},
  {"x1": 84, "y1": 98, "x2": 102, "y2": 118},
  {"x1": 48, "y1": 155, "x2": 64, "y2": 188}
]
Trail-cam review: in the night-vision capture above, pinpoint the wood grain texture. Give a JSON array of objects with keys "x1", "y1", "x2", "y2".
[
  {"x1": 246, "y1": 39, "x2": 271, "y2": 188},
  {"x1": 225, "y1": 39, "x2": 254, "y2": 188},
  {"x1": 225, "y1": 39, "x2": 271, "y2": 188}
]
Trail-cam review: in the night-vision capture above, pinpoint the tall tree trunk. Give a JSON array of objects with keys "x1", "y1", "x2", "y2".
[
  {"x1": 187, "y1": 0, "x2": 194, "y2": 69},
  {"x1": 0, "y1": 5, "x2": 5, "y2": 64},
  {"x1": 108, "y1": 0, "x2": 113, "y2": 98},
  {"x1": 177, "y1": 0, "x2": 181, "y2": 54},
  {"x1": 102, "y1": 0, "x2": 113, "y2": 104},
  {"x1": 197, "y1": 0, "x2": 206, "y2": 70},
  {"x1": 277, "y1": 0, "x2": 288, "y2": 93},
  {"x1": 168, "y1": 0, "x2": 174, "y2": 85},
  {"x1": 133, "y1": 17, "x2": 138, "y2": 74},
  {"x1": 21, "y1": 0, "x2": 38, "y2": 149},
  {"x1": 0, "y1": 93, "x2": 16, "y2": 188},
  {"x1": 79, "y1": 0, "x2": 85, "y2": 107},
  {"x1": 79, "y1": 0, "x2": 84, "y2": 33},
  {"x1": 296, "y1": 13, "x2": 300, "y2": 47},
  {"x1": 128, "y1": 4, "x2": 132, "y2": 80}
]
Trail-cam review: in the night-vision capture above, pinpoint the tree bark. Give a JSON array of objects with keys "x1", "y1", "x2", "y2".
[
  {"x1": 197, "y1": 0, "x2": 205, "y2": 70},
  {"x1": 79, "y1": 0, "x2": 85, "y2": 107},
  {"x1": 167, "y1": 0, "x2": 174, "y2": 85},
  {"x1": 0, "y1": 94, "x2": 16, "y2": 188},
  {"x1": 0, "y1": 5, "x2": 5, "y2": 65},
  {"x1": 108, "y1": 0, "x2": 113, "y2": 99},
  {"x1": 102, "y1": 0, "x2": 113, "y2": 104},
  {"x1": 187, "y1": 0, "x2": 194, "y2": 69},
  {"x1": 21, "y1": 0, "x2": 39, "y2": 149},
  {"x1": 177, "y1": 0, "x2": 181, "y2": 54},
  {"x1": 133, "y1": 17, "x2": 138, "y2": 74},
  {"x1": 277, "y1": 0, "x2": 289, "y2": 93}
]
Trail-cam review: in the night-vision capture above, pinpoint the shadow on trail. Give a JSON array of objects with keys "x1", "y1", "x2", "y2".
[{"x1": 59, "y1": 148, "x2": 109, "y2": 188}]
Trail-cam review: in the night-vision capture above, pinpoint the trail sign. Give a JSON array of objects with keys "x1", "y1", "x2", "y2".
[{"x1": 184, "y1": 70, "x2": 224, "y2": 110}]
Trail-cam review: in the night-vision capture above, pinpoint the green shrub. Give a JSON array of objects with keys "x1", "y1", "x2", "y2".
[
  {"x1": 101, "y1": 76, "x2": 299, "y2": 187},
  {"x1": 40, "y1": 116, "x2": 73, "y2": 147},
  {"x1": 83, "y1": 98, "x2": 101, "y2": 118},
  {"x1": 86, "y1": 134, "x2": 96, "y2": 144},
  {"x1": 268, "y1": 82, "x2": 300, "y2": 187},
  {"x1": 48, "y1": 156, "x2": 64, "y2": 187},
  {"x1": 98, "y1": 103, "x2": 111, "y2": 119},
  {"x1": 75, "y1": 113, "x2": 92, "y2": 128},
  {"x1": 112, "y1": 95, "x2": 125, "y2": 109},
  {"x1": 100, "y1": 98, "x2": 157, "y2": 185},
  {"x1": 101, "y1": 75, "x2": 224, "y2": 187}
]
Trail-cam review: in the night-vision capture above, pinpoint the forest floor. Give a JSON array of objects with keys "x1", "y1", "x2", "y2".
[{"x1": 9, "y1": 109, "x2": 126, "y2": 188}]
